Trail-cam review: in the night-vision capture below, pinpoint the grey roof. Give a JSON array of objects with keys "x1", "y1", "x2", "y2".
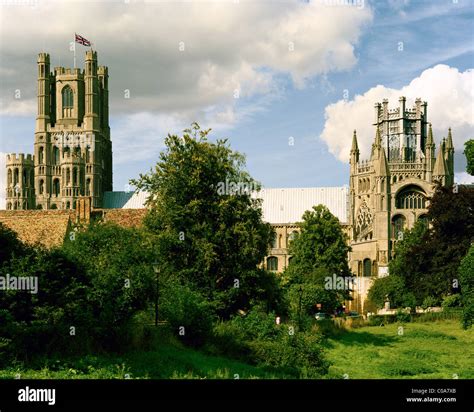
[
  {"x1": 102, "y1": 186, "x2": 349, "y2": 224},
  {"x1": 102, "y1": 191, "x2": 150, "y2": 209}
]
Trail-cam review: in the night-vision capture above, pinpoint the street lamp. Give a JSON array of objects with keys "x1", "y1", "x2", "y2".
[
  {"x1": 152, "y1": 261, "x2": 160, "y2": 327},
  {"x1": 298, "y1": 285, "x2": 303, "y2": 330}
]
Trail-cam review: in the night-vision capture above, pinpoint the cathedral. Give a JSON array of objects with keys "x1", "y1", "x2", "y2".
[
  {"x1": 5, "y1": 51, "x2": 112, "y2": 211},
  {"x1": 2, "y1": 51, "x2": 455, "y2": 312}
]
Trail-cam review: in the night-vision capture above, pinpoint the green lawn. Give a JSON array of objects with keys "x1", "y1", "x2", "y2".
[
  {"x1": 1, "y1": 320, "x2": 472, "y2": 379},
  {"x1": 324, "y1": 319, "x2": 474, "y2": 379}
]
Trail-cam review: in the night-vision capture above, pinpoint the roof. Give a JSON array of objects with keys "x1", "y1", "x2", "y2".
[
  {"x1": 101, "y1": 187, "x2": 349, "y2": 224},
  {"x1": 99, "y1": 209, "x2": 148, "y2": 228},
  {"x1": 0, "y1": 210, "x2": 73, "y2": 248},
  {"x1": 253, "y1": 187, "x2": 349, "y2": 224},
  {"x1": 102, "y1": 191, "x2": 150, "y2": 209}
]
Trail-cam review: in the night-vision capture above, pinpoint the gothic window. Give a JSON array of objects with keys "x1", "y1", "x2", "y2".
[
  {"x1": 267, "y1": 256, "x2": 278, "y2": 271},
  {"x1": 86, "y1": 178, "x2": 91, "y2": 196},
  {"x1": 73, "y1": 168, "x2": 78, "y2": 185},
  {"x1": 396, "y1": 185, "x2": 426, "y2": 209},
  {"x1": 53, "y1": 146, "x2": 60, "y2": 165},
  {"x1": 53, "y1": 179, "x2": 60, "y2": 196},
  {"x1": 392, "y1": 215, "x2": 406, "y2": 239},
  {"x1": 63, "y1": 146, "x2": 70, "y2": 158},
  {"x1": 62, "y1": 86, "x2": 73, "y2": 118},
  {"x1": 271, "y1": 233, "x2": 278, "y2": 249},
  {"x1": 355, "y1": 201, "x2": 373, "y2": 240},
  {"x1": 363, "y1": 258, "x2": 371, "y2": 277},
  {"x1": 66, "y1": 168, "x2": 71, "y2": 185},
  {"x1": 7, "y1": 169, "x2": 12, "y2": 185},
  {"x1": 39, "y1": 179, "x2": 44, "y2": 195},
  {"x1": 22, "y1": 170, "x2": 27, "y2": 185},
  {"x1": 7, "y1": 202, "x2": 11, "y2": 210},
  {"x1": 13, "y1": 168, "x2": 19, "y2": 186},
  {"x1": 38, "y1": 146, "x2": 44, "y2": 164},
  {"x1": 289, "y1": 230, "x2": 298, "y2": 243}
]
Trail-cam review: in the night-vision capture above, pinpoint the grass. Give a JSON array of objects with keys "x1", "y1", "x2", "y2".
[
  {"x1": 0, "y1": 330, "x2": 288, "y2": 380},
  {"x1": 323, "y1": 319, "x2": 474, "y2": 379},
  {"x1": 1, "y1": 320, "x2": 472, "y2": 379}
]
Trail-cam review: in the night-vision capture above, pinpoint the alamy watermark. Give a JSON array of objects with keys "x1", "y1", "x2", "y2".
[
  {"x1": 0, "y1": 273, "x2": 38, "y2": 294},
  {"x1": 324, "y1": 273, "x2": 358, "y2": 290},
  {"x1": 216, "y1": 179, "x2": 258, "y2": 196}
]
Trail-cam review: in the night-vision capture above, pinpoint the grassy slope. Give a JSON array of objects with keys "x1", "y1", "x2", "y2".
[
  {"x1": 324, "y1": 320, "x2": 474, "y2": 379},
  {"x1": 1, "y1": 320, "x2": 472, "y2": 379}
]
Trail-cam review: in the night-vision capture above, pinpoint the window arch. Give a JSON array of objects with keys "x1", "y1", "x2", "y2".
[
  {"x1": 62, "y1": 86, "x2": 73, "y2": 118},
  {"x1": 392, "y1": 214, "x2": 406, "y2": 239},
  {"x1": 267, "y1": 256, "x2": 278, "y2": 271},
  {"x1": 38, "y1": 146, "x2": 44, "y2": 164},
  {"x1": 39, "y1": 179, "x2": 44, "y2": 195},
  {"x1": 363, "y1": 258, "x2": 371, "y2": 277},
  {"x1": 396, "y1": 185, "x2": 426, "y2": 209},
  {"x1": 53, "y1": 146, "x2": 60, "y2": 165},
  {"x1": 53, "y1": 179, "x2": 60, "y2": 196},
  {"x1": 7, "y1": 169, "x2": 12, "y2": 185}
]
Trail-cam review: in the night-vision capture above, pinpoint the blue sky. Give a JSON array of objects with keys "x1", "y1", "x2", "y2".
[{"x1": 0, "y1": 0, "x2": 473, "y2": 207}]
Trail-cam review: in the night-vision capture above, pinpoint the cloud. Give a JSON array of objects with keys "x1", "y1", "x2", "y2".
[
  {"x1": 0, "y1": 0, "x2": 372, "y2": 120},
  {"x1": 320, "y1": 65, "x2": 474, "y2": 168},
  {"x1": 0, "y1": 153, "x2": 5, "y2": 210},
  {"x1": 455, "y1": 172, "x2": 474, "y2": 185}
]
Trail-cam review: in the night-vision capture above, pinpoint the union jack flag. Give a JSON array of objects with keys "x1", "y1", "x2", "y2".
[{"x1": 75, "y1": 33, "x2": 91, "y2": 47}]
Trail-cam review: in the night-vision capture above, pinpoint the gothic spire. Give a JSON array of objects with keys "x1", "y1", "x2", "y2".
[
  {"x1": 433, "y1": 145, "x2": 448, "y2": 177},
  {"x1": 426, "y1": 123, "x2": 434, "y2": 146},
  {"x1": 351, "y1": 130, "x2": 359, "y2": 153}
]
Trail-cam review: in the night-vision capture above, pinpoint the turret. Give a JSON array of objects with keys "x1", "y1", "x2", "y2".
[
  {"x1": 84, "y1": 50, "x2": 99, "y2": 130},
  {"x1": 433, "y1": 141, "x2": 448, "y2": 185},
  {"x1": 444, "y1": 128, "x2": 454, "y2": 185},
  {"x1": 5, "y1": 153, "x2": 35, "y2": 210},
  {"x1": 36, "y1": 53, "x2": 51, "y2": 132},
  {"x1": 350, "y1": 130, "x2": 360, "y2": 166}
]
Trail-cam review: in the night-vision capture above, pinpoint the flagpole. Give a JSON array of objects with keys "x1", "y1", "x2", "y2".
[{"x1": 73, "y1": 33, "x2": 76, "y2": 68}]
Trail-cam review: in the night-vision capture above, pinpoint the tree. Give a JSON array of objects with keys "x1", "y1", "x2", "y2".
[
  {"x1": 131, "y1": 123, "x2": 274, "y2": 318},
  {"x1": 0, "y1": 222, "x2": 28, "y2": 265},
  {"x1": 283, "y1": 205, "x2": 351, "y2": 316},
  {"x1": 459, "y1": 245, "x2": 474, "y2": 329},
  {"x1": 464, "y1": 139, "x2": 474, "y2": 176}
]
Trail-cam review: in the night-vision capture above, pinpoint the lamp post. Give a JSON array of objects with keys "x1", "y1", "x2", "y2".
[
  {"x1": 152, "y1": 261, "x2": 160, "y2": 327},
  {"x1": 298, "y1": 285, "x2": 303, "y2": 330}
]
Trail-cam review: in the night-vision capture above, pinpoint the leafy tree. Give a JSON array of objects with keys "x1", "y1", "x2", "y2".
[
  {"x1": 282, "y1": 205, "x2": 351, "y2": 317},
  {"x1": 131, "y1": 123, "x2": 274, "y2": 318},
  {"x1": 367, "y1": 274, "x2": 415, "y2": 310},
  {"x1": 62, "y1": 222, "x2": 156, "y2": 332},
  {"x1": 459, "y1": 245, "x2": 474, "y2": 329},
  {"x1": 464, "y1": 139, "x2": 474, "y2": 176},
  {"x1": 0, "y1": 222, "x2": 28, "y2": 265}
]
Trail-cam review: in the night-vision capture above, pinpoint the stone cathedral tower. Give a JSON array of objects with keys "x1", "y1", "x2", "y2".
[
  {"x1": 348, "y1": 97, "x2": 454, "y2": 312},
  {"x1": 6, "y1": 51, "x2": 112, "y2": 210}
]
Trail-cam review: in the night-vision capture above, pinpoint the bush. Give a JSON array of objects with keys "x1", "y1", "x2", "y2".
[
  {"x1": 459, "y1": 245, "x2": 474, "y2": 329},
  {"x1": 421, "y1": 296, "x2": 439, "y2": 310},
  {"x1": 160, "y1": 281, "x2": 215, "y2": 347},
  {"x1": 442, "y1": 294, "x2": 462, "y2": 308}
]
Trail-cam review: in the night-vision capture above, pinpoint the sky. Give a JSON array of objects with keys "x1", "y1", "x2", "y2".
[{"x1": 0, "y1": 0, "x2": 473, "y2": 209}]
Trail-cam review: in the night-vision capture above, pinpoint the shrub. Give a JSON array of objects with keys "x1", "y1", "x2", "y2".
[
  {"x1": 160, "y1": 281, "x2": 215, "y2": 347},
  {"x1": 442, "y1": 294, "x2": 462, "y2": 308},
  {"x1": 421, "y1": 296, "x2": 439, "y2": 310}
]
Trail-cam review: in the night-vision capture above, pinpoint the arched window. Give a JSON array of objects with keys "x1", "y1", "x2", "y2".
[
  {"x1": 53, "y1": 179, "x2": 60, "y2": 196},
  {"x1": 271, "y1": 233, "x2": 278, "y2": 249},
  {"x1": 38, "y1": 146, "x2": 44, "y2": 164},
  {"x1": 62, "y1": 86, "x2": 73, "y2": 118},
  {"x1": 53, "y1": 146, "x2": 60, "y2": 165},
  {"x1": 7, "y1": 202, "x2": 12, "y2": 210},
  {"x1": 392, "y1": 215, "x2": 406, "y2": 240},
  {"x1": 363, "y1": 258, "x2": 371, "y2": 277},
  {"x1": 396, "y1": 185, "x2": 426, "y2": 209},
  {"x1": 13, "y1": 168, "x2": 19, "y2": 186},
  {"x1": 267, "y1": 256, "x2": 278, "y2": 271},
  {"x1": 7, "y1": 169, "x2": 12, "y2": 185},
  {"x1": 288, "y1": 230, "x2": 298, "y2": 243},
  {"x1": 73, "y1": 167, "x2": 78, "y2": 185},
  {"x1": 63, "y1": 146, "x2": 70, "y2": 158},
  {"x1": 86, "y1": 178, "x2": 91, "y2": 196},
  {"x1": 66, "y1": 201, "x2": 71, "y2": 209},
  {"x1": 66, "y1": 168, "x2": 71, "y2": 185},
  {"x1": 39, "y1": 179, "x2": 44, "y2": 195}
]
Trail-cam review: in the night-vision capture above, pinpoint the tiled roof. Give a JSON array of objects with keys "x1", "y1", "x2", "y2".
[
  {"x1": 102, "y1": 191, "x2": 150, "y2": 209},
  {"x1": 253, "y1": 187, "x2": 349, "y2": 224},
  {"x1": 0, "y1": 210, "x2": 73, "y2": 248},
  {"x1": 99, "y1": 209, "x2": 147, "y2": 228}
]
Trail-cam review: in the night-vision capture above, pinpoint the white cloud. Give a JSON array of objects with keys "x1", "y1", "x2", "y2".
[
  {"x1": 0, "y1": 153, "x2": 6, "y2": 210},
  {"x1": 455, "y1": 172, "x2": 474, "y2": 185},
  {"x1": 0, "y1": 0, "x2": 372, "y2": 119},
  {"x1": 320, "y1": 64, "x2": 474, "y2": 163}
]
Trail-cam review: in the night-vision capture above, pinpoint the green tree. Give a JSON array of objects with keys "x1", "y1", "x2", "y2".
[
  {"x1": 131, "y1": 123, "x2": 274, "y2": 318},
  {"x1": 459, "y1": 245, "x2": 474, "y2": 329},
  {"x1": 283, "y1": 205, "x2": 351, "y2": 317},
  {"x1": 464, "y1": 139, "x2": 474, "y2": 176}
]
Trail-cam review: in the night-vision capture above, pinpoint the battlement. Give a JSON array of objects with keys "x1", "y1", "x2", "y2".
[
  {"x1": 85, "y1": 50, "x2": 98, "y2": 61},
  {"x1": 54, "y1": 67, "x2": 83, "y2": 76},
  {"x1": 38, "y1": 53, "x2": 50, "y2": 63},
  {"x1": 6, "y1": 153, "x2": 34, "y2": 164},
  {"x1": 97, "y1": 66, "x2": 108, "y2": 75}
]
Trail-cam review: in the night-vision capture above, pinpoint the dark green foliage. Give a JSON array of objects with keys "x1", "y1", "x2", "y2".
[
  {"x1": 160, "y1": 279, "x2": 215, "y2": 346},
  {"x1": 0, "y1": 222, "x2": 28, "y2": 265},
  {"x1": 374, "y1": 185, "x2": 474, "y2": 309},
  {"x1": 131, "y1": 123, "x2": 275, "y2": 318},
  {"x1": 464, "y1": 139, "x2": 474, "y2": 176},
  {"x1": 458, "y1": 245, "x2": 474, "y2": 329},
  {"x1": 282, "y1": 205, "x2": 351, "y2": 319}
]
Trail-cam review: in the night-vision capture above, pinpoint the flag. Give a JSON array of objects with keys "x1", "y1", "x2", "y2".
[{"x1": 75, "y1": 33, "x2": 91, "y2": 47}]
